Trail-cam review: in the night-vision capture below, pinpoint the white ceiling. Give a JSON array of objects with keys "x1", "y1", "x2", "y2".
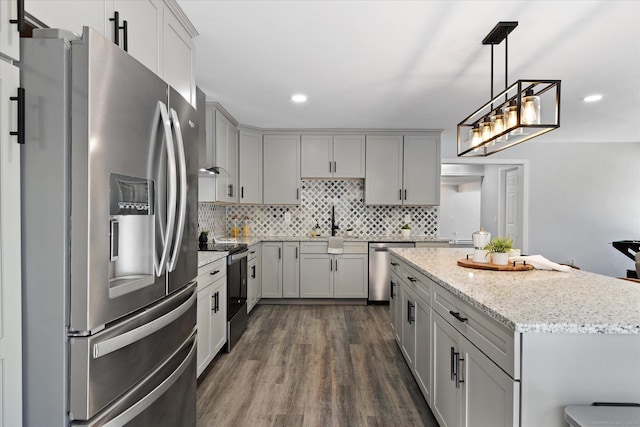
[{"x1": 177, "y1": 0, "x2": 640, "y2": 149}]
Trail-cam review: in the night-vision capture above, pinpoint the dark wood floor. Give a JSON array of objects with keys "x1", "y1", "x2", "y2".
[{"x1": 196, "y1": 304, "x2": 439, "y2": 426}]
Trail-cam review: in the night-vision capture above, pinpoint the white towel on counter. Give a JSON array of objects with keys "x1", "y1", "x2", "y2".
[
  {"x1": 327, "y1": 237, "x2": 344, "y2": 254},
  {"x1": 508, "y1": 255, "x2": 573, "y2": 272}
]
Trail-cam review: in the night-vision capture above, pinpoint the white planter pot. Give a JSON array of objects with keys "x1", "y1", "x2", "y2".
[
  {"x1": 401, "y1": 229, "x2": 411, "y2": 237},
  {"x1": 492, "y1": 252, "x2": 509, "y2": 266}
]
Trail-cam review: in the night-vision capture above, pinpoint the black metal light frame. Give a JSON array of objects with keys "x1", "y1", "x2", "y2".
[{"x1": 457, "y1": 22, "x2": 561, "y2": 157}]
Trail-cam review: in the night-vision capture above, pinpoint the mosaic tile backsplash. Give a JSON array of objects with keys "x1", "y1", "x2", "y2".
[{"x1": 199, "y1": 180, "x2": 438, "y2": 238}]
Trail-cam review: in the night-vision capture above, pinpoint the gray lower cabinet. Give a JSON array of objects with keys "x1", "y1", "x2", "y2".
[
  {"x1": 261, "y1": 241, "x2": 299, "y2": 298},
  {"x1": 299, "y1": 242, "x2": 367, "y2": 298},
  {"x1": 392, "y1": 254, "x2": 517, "y2": 426},
  {"x1": 432, "y1": 311, "x2": 518, "y2": 427},
  {"x1": 196, "y1": 258, "x2": 227, "y2": 377},
  {"x1": 247, "y1": 244, "x2": 262, "y2": 312}
]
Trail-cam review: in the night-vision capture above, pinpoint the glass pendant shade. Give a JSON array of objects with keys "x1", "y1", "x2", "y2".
[
  {"x1": 490, "y1": 110, "x2": 506, "y2": 140},
  {"x1": 469, "y1": 125, "x2": 482, "y2": 149},
  {"x1": 480, "y1": 117, "x2": 493, "y2": 141},
  {"x1": 522, "y1": 89, "x2": 541, "y2": 125}
]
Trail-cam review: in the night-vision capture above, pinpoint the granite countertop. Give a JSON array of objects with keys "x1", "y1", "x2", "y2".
[
  {"x1": 390, "y1": 247, "x2": 640, "y2": 335},
  {"x1": 197, "y1": 251, "x2": 228, "y2": 268},
  {"x1": 238, "y1": 235, "x2": 450, "y2": 243},
  {"x1": 197, "y1": 235, "x2": 449, "y2": 268}
]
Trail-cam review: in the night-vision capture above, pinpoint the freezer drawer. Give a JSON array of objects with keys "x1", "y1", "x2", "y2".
[
  {"x1": 72, "y1": 332, "x2": 197, "y2": 427},
  {"x1": 69, "y1": 282, "x2": 196, "y2": 421}
]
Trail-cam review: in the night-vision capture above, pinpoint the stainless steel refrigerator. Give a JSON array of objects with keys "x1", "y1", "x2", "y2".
[{"x1": 21, "y1": 27, "x2": 198, "y2": 426}]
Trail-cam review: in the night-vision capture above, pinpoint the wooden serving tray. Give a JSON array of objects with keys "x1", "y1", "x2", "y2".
[{"x1": 457, "y1": 256, "x2": 534, "y2": 271}]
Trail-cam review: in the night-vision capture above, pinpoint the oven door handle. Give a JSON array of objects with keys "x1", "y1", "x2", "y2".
[
  {"x1": 92, "y1": 289, "x2": 196, "y2": 359},
  {"x1": 229, "y1": 250, "x2": 248, "y2": 263}
]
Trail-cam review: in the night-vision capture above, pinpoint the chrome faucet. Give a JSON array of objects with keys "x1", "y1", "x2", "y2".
[{"x1": 331, "y1": 206, "x2": 339, "y2": 236}]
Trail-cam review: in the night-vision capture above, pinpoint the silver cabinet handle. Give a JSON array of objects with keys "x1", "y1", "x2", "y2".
[{"x1": 93, "y1": 289, "x2": 196, "y2": 359}]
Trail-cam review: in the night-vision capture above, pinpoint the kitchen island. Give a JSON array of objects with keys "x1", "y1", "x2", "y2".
[{"x1": 389, "y1": 247, "x2": 640, "y2": 427}]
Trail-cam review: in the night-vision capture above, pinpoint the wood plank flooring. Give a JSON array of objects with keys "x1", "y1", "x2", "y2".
[{"x1": 196, "y1": 304, "x2": 439, "y2": 427}]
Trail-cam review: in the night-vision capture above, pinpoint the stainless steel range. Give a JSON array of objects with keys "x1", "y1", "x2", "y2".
[{"x1": 199, "y1": 242, "x2": 249, "y2": 351}]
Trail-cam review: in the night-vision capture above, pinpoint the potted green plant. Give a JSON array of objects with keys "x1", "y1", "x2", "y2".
[
  {"x1": 401, "y1": 224, "x2": 411, "y2": 237},
  {"x1": 484, "y1": 236, "x2": 513, "y2": 265}
]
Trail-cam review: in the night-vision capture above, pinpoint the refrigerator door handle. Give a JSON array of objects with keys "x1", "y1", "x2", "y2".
[
  {"x1": 167, "y1": 108, "x2": 187, "y2": 272},
  {"x1": 92, "y1": 283, "x2": 196, "y2": 359},
  {"x1": 93, "y1": 334, "x2": 197, "y2": 427},
  {"x1": 155, "y1": 101, "x2": 177, "y2": 277}
]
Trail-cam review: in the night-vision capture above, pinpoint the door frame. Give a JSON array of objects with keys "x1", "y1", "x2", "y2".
[
  {"x1": 498, "y1": 165, "x2": 524, "y2": 251},
  {"x1": 442, "y1": 158, "x2": 529, "y2": 253}
]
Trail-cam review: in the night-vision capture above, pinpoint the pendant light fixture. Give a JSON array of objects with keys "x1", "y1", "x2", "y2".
[{"x1": 457, "y1": 22, "x2": 561, "y2": 157}]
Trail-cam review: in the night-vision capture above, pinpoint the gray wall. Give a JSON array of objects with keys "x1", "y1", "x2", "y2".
[
  {"x1": 456, "y1": 141, "x2": 640, "y2": 277},
  {"x1": 439, "y1": 182, "x2": 481, "y2": 241}
]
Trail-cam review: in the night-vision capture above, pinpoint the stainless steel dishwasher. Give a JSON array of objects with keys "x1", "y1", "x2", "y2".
[{"x1": 368, "y1": 242, "x2": 416, "y2": 303}]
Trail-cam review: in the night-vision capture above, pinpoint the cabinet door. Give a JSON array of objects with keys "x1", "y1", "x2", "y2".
[
  {"x1": 263, "y1": 135, "x2": 300, "y2": 205},
  {"x1": 390, "y1": 273, "x2": 401, "y2": 343},
  {"x1": 333, "y1": 135, "x2": 365, "y2": 178},
  {"x1": 282, "y1": 242, "x2": 300, "y2": 298},
  {"x1": 110, "y1": 0, "x2": 162, "y2": 76},
  {"x1": 261, "y1": 242, "x2": 282, "y2": 298},
  {"x1": 196, "y1": 285, "x2": 213, "y2": 377},
  {"x1": 214, "y1": 111, "x2": 232, "y2": 202},
  {"x1": 301, "y1": 135, "x2": 332, "y2": 178},
  {"x1": 238, "y1": 130, "x2": 263, "y2": 204},
  {"x1": 334, "y1": 254, "x2": 367, "y2": 298},
  {"x1": 2, "y1": 0, "x2": 22, "y2": 60},
  {"x1": 247, "y1": 257, "x2": 257, "y2": 312},
  {"x1": 414, "y1": 298, "x2": 432, "y2": 405},
  {"x1": 403, "y1": 135, "x2": 440, "y2": 206},
  {"x1": 211, "y1": 280, "x2": 227, "y2": 355},
  {"x1": 24, "y1": 0, "x2": 107, "y2": 43},
  {"x1": 432, "y1": 313, "x2": 461, "y2": 427},
  {"x1": 401, "y1": 284, "x2": 416, "y2": 367},
  {"x1": 461, "y1": 336, "x2": 519, "y2": 427},
  {"x1": 300, "y1": 254, "x2": 333, "y2": 298},
  {"x1": 163, "y1": 6, "x2": 195, "y2": 105},
  {"x1": 0, "y1": 60, "x2": 22, "y2": 427},
  {"x1": 365, "y1": 135, "x2": 403, "y2": 205}
]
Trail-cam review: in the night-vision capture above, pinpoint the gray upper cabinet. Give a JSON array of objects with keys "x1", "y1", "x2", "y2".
[
  {"x1": 24, "y1": 0, "x2": 197, "y2": 106},
  {"x1": 301, "y1": 135, "x2": 332, "y2": 178},
  {"x1": 403, "y1": 135, "x2": 440, "y2": 206},
  {"x1": 214, "y1": 110, "x2": 238, "y2": 203},
  {"x1": 365, "y1": 134, "x2": 440, "y2": 206},
  {"x1": 263, "y1": 135, "x2": 300, "y2": 205},
  {"x1": 301, "y1": 134, "x2": 365, "y2": 179},
  {"x1": 238, "y1": 129, "x2": 263, "y2": 204},
  {"x1": 365, "y1": 135, "x2": 404, "y2": 205}
]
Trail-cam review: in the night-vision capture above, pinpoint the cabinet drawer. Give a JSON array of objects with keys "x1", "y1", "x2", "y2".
[
  {"x1": 300, "y1": 242, "x2": 327, "y2": 254},
  {"x1": 300, "y1": 241, "x2": 367, "y2": 254},
  {"x1": 390, "y1": 255, "x2": 402, "y2": 276},
  {"x1": 433, "y1": 285, "x2": 518, "y2": 378},
  {"x1": 401, "y1": 263, "x2": 431, "y2": 307},
  {"x1": 197, "y1": 257, "x2": 226, "y2": 292},
  {"x1": 248, "y1": 244, "x2": 261, "y2": 261},
  {"x1": 343, "y1": 241, "x2": 367, "y2": 254}
]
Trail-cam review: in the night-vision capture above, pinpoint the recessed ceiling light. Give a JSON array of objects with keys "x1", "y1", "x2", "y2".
[
  {"x1": 583, "y1": 94, "x2": 603, "y2": 103},
  {"x1": 291, "y1": 94, "x2": 307, "y2": 103}
]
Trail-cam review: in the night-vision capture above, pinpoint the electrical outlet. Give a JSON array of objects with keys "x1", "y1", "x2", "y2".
[
  {"x1": 284, "y1": 212, "x2": 291, "y2": 223},
  {"x1": 404, "y1": 214, "x2": 411, "y2": 224}
]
